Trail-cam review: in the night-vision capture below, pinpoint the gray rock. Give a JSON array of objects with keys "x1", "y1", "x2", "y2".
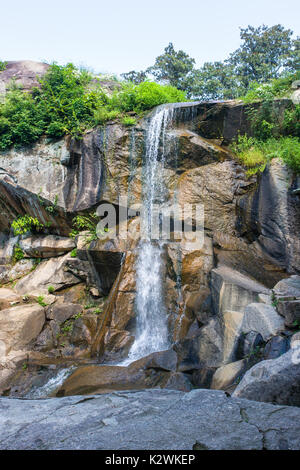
[
  {"x1": 164, "y1": 372, "x2": 193, "y2": 392},
  {"x1": 14, "y1": 253, "x2": 81, "y2": 295},
  {"x1": 274, "y1": 275, "x2": 300, "y2": 298},
  {"x1": 263, "y1": 335, "x2": 290, "y2": 360},
  {"x1": 211, "y1": 359, "x2": 248, "y2": 390},
  {"x1": 191, "y1": 368, "x2": 216, "y2": 388},
  {"x1": 233, "y1": 349, "x2": 300, "y2": 406},
  {"x1": 277, "y1": 300, "x2": 300, "y2": 328},
  {"x1": 46, "y1": 303, "x2": 82, "y2": 325},
  {"x1": 237, "y1": 331, "x2": 264, "y2": 359},
  {"x1": 211, "y1": 265, "x2": 269, "y2": 316},
  {"x1": 0, "y1": 60, "x2": 49, "y2": 94},
  {"x1": 241, "y1": 303, "x2": 285, "y2": 341},
  {"x1": 1, "y1": 389, "x2": 300, "y2": 449},
  {"x1": 19, "y1": 235, "x2": 75, "y2": 258},
  {"x1": 174, "y1": 318, "x2": 223, "y2": 371},
  {"x1": 291, "y1": 332, "x2": 300, "y2": 348}
]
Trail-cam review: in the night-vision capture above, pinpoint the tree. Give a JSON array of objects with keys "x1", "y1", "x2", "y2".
[
  {"x1": 227, "y1": 24, "x2": 294, "y2": 88},
  {"x1": 189, "y1": 62, "x2": 243, "y2": 100},
  {"x1": 147, "y1": 43, "x2": 195, "y2": 91},
  {"x1": 285, "y1": 37, "x2": 300, "y2": 73},
  {"x1": 120, "y1": 70, "x2": 148, "y2": 84}
]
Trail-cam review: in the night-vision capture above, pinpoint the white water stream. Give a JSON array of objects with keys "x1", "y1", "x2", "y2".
[{"x1": 124, "y1": 105, "x2": 177, "y2": 364}]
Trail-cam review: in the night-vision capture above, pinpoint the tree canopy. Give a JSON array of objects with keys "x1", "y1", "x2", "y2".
[{"x1": 121, "y1": 25, "x2": 300, "y2": 100}]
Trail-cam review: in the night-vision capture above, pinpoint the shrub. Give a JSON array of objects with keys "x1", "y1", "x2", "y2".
[
  {"x1": 11, "y1": 215, "x2": 44, "y2": 236},
  {"x1": 241, "y1": 72, "x2": 300, "y2": 103},
  {"x1": 0, "y1": 61, "x2": 7, "y2": 72},
  {"x1": 0, "y1": 87, "x2": 45, "y2": 150},
  {"x1": 37, "y1": 295, "x2": 47, "y2": 307},
  {"x1": 0, "y1": 63, "x2": 186, "y2": 150},
  {"x1": 93, "y1": 108, "x2": 121, "y2": 125},
  {"x1": 48, "y1": 285, "x2": 55, "y2": 294},
  {"x1": 12, "y1": 244, "x2": 25, "y2": 262},
  {"x1": 231, "y1": 135, "x2": 267, "y2": 174},
  {"x1": 72, "y1": 213, "x2": 98, "y2": 242},
  {"x1": 231, "y1": 135, "x2": 300, "y2": 174},
  {"x1": 70, "y1": 248, "x2": 77, "y2": 258},
  {"x1": 109, "y1": 81, "x2": 187, "y2": 113},
  {"x1": 121, "y1": 116, "x2": 136, "y2": 126}
]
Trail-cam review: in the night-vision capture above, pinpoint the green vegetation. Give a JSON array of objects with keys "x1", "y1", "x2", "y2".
[
  {"x1": 293, "y1": 320, "x2": 300, "y2": 331},
  {"x1": 61, "y1": 321, "x2": 73, "y2": 335},
  {"x1": 70, "y1": 248, "x2": 77, "y2": 258},
  {"x1": 72, "y1": 213, "x2": 98, "y2": 241},
  {"x1": 30, "y1": 257, "x2": 42, "y2": 272},
  {"x1": 242, "y1": 72, "x2": 300, "y2": 103},
  {"x1": 0, "y1": 61, "x2": 7, "y2": 72},
  {"x1": 11, "y1": 215, "x2": 44, "y2": 236},
  {"x1": 12, "y1": 244, "x2": 24, "y2": 263},
  {"x1": 121, "y1": 116, "x2": 137, "y2": 126},
  {"x1": 122, "y1": 25, "x2": 299, "y2": 100},
  {"x1": 36, "y1": 295, "x2": 47, "y2": 307},
  {"x1": 0, "y1": 63, "x2": 186, "y2": 150},
  {"x1": 48, "y1": 285, "x2": 55, "y2": 294},
  {"x1": 93, "y1": 308, "x2": 102, "y2": 315},
  {"x1": 84, "y1": 302, "x2": 97, "y2": 309},
  {"x1": 109, "y1": 81, "x2": 186, "y2": 113},
  {"x1": 231, "y1": 135, "x2": 300, "y2": 175},
  {"x1": 45, "y1": 195, "x2": 59, "y2": 214},
  {"x1": 146, "y1": 42, "x2": 195, "y2": 91}
]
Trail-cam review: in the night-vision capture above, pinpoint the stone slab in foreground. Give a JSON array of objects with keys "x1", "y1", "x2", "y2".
[{"x1": 0, "y1": 389, "x2": 300, "y2": 450}]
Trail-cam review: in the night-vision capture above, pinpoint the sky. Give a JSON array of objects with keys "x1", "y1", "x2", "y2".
[{"x1": 1, "y1": 0, "x2": 299, "y2": 76}]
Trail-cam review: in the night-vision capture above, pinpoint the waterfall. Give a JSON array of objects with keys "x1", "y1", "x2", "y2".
[{"x1": 124, "y1": 105, "x2": 176, "y2": 363}]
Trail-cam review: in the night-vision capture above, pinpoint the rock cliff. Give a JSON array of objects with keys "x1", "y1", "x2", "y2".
[{"x1": 0, "y1": 64, "x2": 299, "y2": 412}]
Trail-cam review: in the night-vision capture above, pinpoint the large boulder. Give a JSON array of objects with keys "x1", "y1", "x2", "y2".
[
  {"x1": 240, "y1": 160, "x2": 300, "y2": 274},
  {"x1": 45, "y1": 303, "x2": 82, "y2": 325},
  {"x1": 274, "y1": 275, "x2": 300, "y2": 297},
  {"x1": 263, "y1": 335, "x2": 290, "y2": 360},
  {"x1": 233, "y1": 349, "x2": 300, "y2": 406},
  {"x1": 211, "y1": 265, "x2": 269, "y2": 316},
  {"x1": 174, "y1": 318, "x2": 223, "y2": 371},
  {"x1": 211, "y1": 359, "x2": 248, "y2": 390},
  {"x1": 19, "y1": 235, "x2": 75, "y2": 258},
  {"x1": 241, "y1": 303, "x2": 285, "y2": 341},
  {"x1": 277, "y1": 300, "x2": 300, "y2": 328},
  {"x1": 0, "y1": 304, "x2": 45, "y2": 354},
  {"x1": 0, "y1": 259, "x2": 36, "y2": 284},
  {"x1": 14, "y1": 253, "x2": 81, "y2": 294},
  {"x1": 57, "y1": 349, "x2": 183, "y2": 396}
]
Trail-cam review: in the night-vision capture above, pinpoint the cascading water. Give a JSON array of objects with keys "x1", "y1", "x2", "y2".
[{"x1": 124, "y1": 105, "x2": 176, "y2": 363}]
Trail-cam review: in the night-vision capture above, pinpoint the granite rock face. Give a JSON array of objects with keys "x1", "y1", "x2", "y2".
[
  {"x1": 1, "y1": 389, "x2": 300, "y2": 450},
  {"x1": 233, "y1": 350, "x2": 300, "y2": 406}
]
